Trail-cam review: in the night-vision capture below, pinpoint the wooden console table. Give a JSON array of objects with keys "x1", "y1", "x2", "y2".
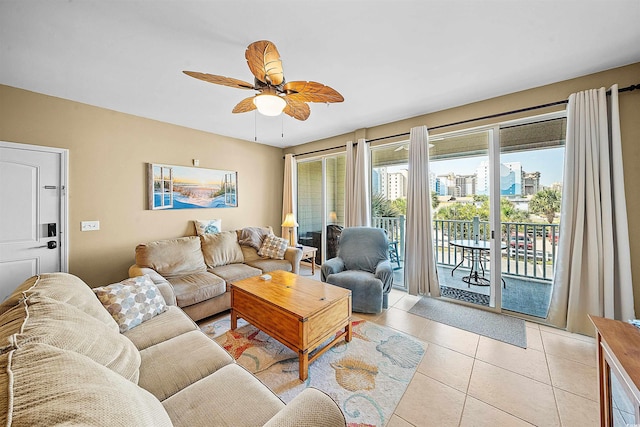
[{"x1": 590, "y1": 315, "x2": 640, "y2": 426}]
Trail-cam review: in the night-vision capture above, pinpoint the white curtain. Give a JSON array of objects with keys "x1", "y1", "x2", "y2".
[
  {"x1": 547, "y1": 85, "x2": 635, "y2": 335},
  {"x1": 281, "y1": 153, "x2": 297, "y2": 241},
  {"x1": 344, "y1": 141, "x2": 356, "y2": 226},
  {"x1": 405, "y1": 126, "x2": 439, "y2": 296},
  {"x1": 345, "y1": 139, "x2": 371, "y2": 227}
]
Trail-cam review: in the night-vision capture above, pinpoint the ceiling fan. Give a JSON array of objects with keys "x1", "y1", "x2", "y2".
[{"x1": 183, "y1": 40, "x2": 344, "y2": 121}]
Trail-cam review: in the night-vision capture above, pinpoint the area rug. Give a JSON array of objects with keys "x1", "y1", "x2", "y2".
[
  {"x1": 201, "y1": 317, "x2": 426, "y2": 427},
  {"x1": 408, "y1": 296, "x2": 527, "y2": 348}
]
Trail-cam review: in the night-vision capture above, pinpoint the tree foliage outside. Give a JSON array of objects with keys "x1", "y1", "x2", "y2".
[
  {"x1": 391, "y1": 198, "x2": 406, "y2": 215},
  {"x1": 434, "y1": 196, "x2": 530, "y2": 223},
  {"x1": 529, "y1": 188, "x2": 561, "y2": 223},
  {"x1": 431, "y1": 191, "x2": 440, "y2": 210},
  {"x1": 371, "y1": 193, "x2": 401, "y2": 217},
  {"x1": 372, "y1": 192, "x2": 439, "y2": 218}
]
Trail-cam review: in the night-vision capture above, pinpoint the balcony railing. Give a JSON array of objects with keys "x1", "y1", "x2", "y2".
[{"x1": 373, "y1": 216, "x2": 560, "y2": 282}]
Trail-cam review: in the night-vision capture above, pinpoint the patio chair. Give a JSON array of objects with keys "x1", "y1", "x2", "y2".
[{"x1": 321, "y1": 227, "x2": 393, "y2": 314}]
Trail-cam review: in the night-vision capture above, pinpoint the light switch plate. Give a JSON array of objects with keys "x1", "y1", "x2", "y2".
[{"x1": 81, "y1": 221, "x2": 100, "y2": 231}]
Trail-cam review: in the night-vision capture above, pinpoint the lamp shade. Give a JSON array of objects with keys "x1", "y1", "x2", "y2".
[
  {"x1": 253, "y1": 94, "x2": 286, "y2": 116},
  {"x1": 281, "y1": 213, "x2": 298, "y2": 228}
]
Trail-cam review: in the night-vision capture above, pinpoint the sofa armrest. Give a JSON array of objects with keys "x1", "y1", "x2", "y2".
[
  {"x1": 320, "y1": 257, "x2": 345, "y2": 282},
  {"x1": 263, "y1": 388, "x2": 346, "y2": 427},
  {"x1": 375, "y1": 259, "x2": 394, "y2": 293},
  {"x1": 128, "y1": 265, "x2": 177, "y2": 306},
  {"x1": 284, "y1": 246, "x2": 303, "y2": 275}
]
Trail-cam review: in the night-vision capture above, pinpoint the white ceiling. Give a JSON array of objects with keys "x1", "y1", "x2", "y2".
[{"x1": 1, "y1": 1, "x2": 639, "y2": 148}]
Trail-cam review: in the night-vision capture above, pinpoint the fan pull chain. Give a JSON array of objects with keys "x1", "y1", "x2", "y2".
[
  {"x1": 281, "y1": 115, "x2": 284, "y2": 138},
  {"x1": 254, "y1": 111, "x2": 257, "y2": 142}
]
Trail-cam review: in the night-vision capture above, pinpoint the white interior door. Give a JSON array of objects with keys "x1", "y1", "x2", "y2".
[{"x1": 0, "y1": 143, "x2": 67, "y2": 300}]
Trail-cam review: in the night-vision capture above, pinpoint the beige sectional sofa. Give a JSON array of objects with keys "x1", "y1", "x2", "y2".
[
  {"x1": 129, "y1": 228, "x2": 303, "y2": 321},
  {"x1": 0, "y1": 272, "x2": 346, "y2": 426}
]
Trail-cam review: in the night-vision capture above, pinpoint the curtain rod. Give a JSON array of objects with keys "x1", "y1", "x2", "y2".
[{"x1": 287, "y1": 83, "x2": 639, "y2": 157}]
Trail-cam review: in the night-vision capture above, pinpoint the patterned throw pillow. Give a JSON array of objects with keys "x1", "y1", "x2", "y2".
[
  {"x1": 93, "y1": 275, "x2": 167, "y2": 333},
  {"x1": 257, "y1": 234, "x2": 289, "y2": 260},
  {"x1": 193, "y1": 219, "x2": 222, "y2": 236}
]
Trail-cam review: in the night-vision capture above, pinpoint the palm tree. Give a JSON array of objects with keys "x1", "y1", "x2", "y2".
[
  {"x1": 529, "y1": 188, "x2": 561, "y2": 223},
  {"x1": 371, "y1": 193, "x2": 401, "y2": 217}
]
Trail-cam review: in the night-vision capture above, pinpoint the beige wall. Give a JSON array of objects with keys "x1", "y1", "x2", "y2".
[
  {"x1": 285, "y1": 62, "x2": 640, "y2": 315},
  {"x1": 0, "y1": 85, "x2": 284, "y2": 287}
]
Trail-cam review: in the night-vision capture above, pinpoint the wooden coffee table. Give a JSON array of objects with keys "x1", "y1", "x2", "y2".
[{"x1": 230, "y1": 270, "x2": 352, "y2": 381}]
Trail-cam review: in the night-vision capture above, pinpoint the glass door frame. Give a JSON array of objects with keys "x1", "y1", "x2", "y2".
[
  {"x1": 488, "y1": 124, "x2": 502, "y2": 312},
  {"x1": 296, "y1": 153, "x2": 345, "y2": 266},
  {"x1": 427, "y1": 125, "x2": 502, "y2": 312}
]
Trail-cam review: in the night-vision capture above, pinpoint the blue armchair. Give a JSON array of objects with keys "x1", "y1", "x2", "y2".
[{"x1": 321, "y1": 227, "x2": 393, "y2": 314}]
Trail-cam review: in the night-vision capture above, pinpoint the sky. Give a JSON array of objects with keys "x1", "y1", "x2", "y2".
[{"x1": 388, "y1": 146, "x2": 565, "y2": 187}]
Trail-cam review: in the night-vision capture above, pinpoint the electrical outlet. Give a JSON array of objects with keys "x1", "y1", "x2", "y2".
[{"x1": 81, "y1": 221, "x2": 100, "y2": 231}]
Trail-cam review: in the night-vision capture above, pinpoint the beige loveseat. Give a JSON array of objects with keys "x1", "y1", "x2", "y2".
[
  {"x1": 0, "y1": 272, "x2": 346, "y2": 426},
  {"x1": 129, "y1": 227, "x2": 303, "y2": 321}
]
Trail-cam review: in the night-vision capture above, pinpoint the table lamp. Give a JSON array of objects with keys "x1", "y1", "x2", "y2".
[{"x1": 281, "y1": 213, "x2": 299, "y2": 247}]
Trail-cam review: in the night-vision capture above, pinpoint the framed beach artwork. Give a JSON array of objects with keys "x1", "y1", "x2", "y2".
[{"x1": 148, "y1": 163, "x2": 238, "y2": 210}]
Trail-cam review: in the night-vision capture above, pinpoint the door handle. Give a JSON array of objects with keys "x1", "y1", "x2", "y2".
[{"x1": 31, "y1": 241, "x2": 57, "y2": 249}]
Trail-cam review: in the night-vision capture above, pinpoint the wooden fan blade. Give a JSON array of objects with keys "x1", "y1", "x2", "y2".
[
  {"x1": 183, "y1": 71, "x2": 255, "y2": 90},
  {"x1": 283, "y1": 96, "x2": 310, "y2": 121},
  {"x1": 232, "y1": 96, "x2": 257, "y2": 114},
  {"x1": 283, "y1": 81, "x2": 344, "y2": 103},
  {"x1": 245, "y1": 40, "x2": 284, "y2": 86}
]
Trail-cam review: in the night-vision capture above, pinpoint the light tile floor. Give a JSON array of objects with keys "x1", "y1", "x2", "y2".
[
  {"x1": 357, "y1": 288, "x2": 599, "y2": 427},
  {"x1": 229, "y1": 265, "x2": 600, "y2": 426}
]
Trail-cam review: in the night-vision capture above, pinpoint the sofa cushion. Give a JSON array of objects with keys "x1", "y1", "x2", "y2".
[
  {"x1": 258, "y1": 234, "x2": 289, "y2": 260},
  {"x1": 200, "y1": 231, "x2": 244, "y2": 268},
  {"x1": 162, "y1": 363, "x2": 284, "y2": 427},
  {"x1": 193, "y1": 218, "x2": 221, "y2": 235},
  {"x1": 0, "y1": 295, "x2": 141, "y2": 383},
  {"x1": 240, "y1": 245, "x2": 262, "y2": 262},
  {"x1": 138, "y1": 330, "x2": 233, "y2": 401},
  {"x1": 93, "y1": 275, "x2": 167, "y2": 333},
  {"x1": 245, "y1": 258, "x2": 293, "y2": 273},
  {"x1": 1, "y1": 342, "x2": 172, "y2": 427},
  {"x1": 168, "y1": 272, "x2": 226, "y2": 308},
  {"x1": 208, "y1": 263, "x2": 261, "y2": 283},
  {"x1": 135, "y1": 236, "x2": 207, "y2": 278},
  {"x1": 0, "y1": 273, "x2": 118, "y2": 332},
  {"x1": 123, "y1": 305, "x2": 198, "y2": 351}
]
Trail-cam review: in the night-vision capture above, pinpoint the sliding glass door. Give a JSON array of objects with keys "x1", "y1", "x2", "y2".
[
  {"x1": 370, "y1": 143, "x2": 409, "y2": 289},
  {"x1": 430, "y1": 129, "x2": 499, "y2": 308},
  {"x1": 297, "y1": 155, "x2": 345, "y2": 267},
  {"x1": 498, "y1": 115, "x2": 565, "y2": 318}
]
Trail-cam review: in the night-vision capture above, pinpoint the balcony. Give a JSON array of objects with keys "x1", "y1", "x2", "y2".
[{"x1": 372, "y1": 216, "x2": 558, "y2": 318}]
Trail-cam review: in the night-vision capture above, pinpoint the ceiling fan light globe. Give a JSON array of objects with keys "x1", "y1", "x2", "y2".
[{"x1": 253, "y1": 94, "x2": 286, "y2": 116}]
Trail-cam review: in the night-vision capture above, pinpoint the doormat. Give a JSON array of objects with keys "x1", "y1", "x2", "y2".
[
  {"x1": 408, "y1": 296, "x2": 527, "y2": 348},
  {"x1": 201, "y1": 317, "x2": 426, "y2": 427},
  {"x1": 440, "y1": 285, "x2": 490, "y2": 306}
]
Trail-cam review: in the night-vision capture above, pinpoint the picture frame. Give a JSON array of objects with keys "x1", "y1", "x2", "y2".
[{"x1": 148, "y1": 163, "x2": 238, "y2": 210}]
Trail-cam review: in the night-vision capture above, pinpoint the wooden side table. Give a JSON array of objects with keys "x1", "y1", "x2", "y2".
[
  {"x1": 299, "y1": 245, "x2": 318, "y2": 275},
  {"x1": 590, "y1": 315, "x2": 640, "y2": 426}
]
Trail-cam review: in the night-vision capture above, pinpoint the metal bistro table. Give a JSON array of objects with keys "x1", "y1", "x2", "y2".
[{"x1": 449, "y1": 239, "x2": 506, "y2": 288}]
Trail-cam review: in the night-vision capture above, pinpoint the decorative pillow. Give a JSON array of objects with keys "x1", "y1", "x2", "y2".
[
  {"x1": 93, "y1": 275, "x2": 167, "y2": 333},
  {"x1": 194, "y1": 219, "x2": 222, "y2": 236},
  {"x1": 237, "y1": 226, "x2": 272, "y2": 250},
  {"x1": 257, "y1": 234, "x2": 288, "y2": 260}
]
